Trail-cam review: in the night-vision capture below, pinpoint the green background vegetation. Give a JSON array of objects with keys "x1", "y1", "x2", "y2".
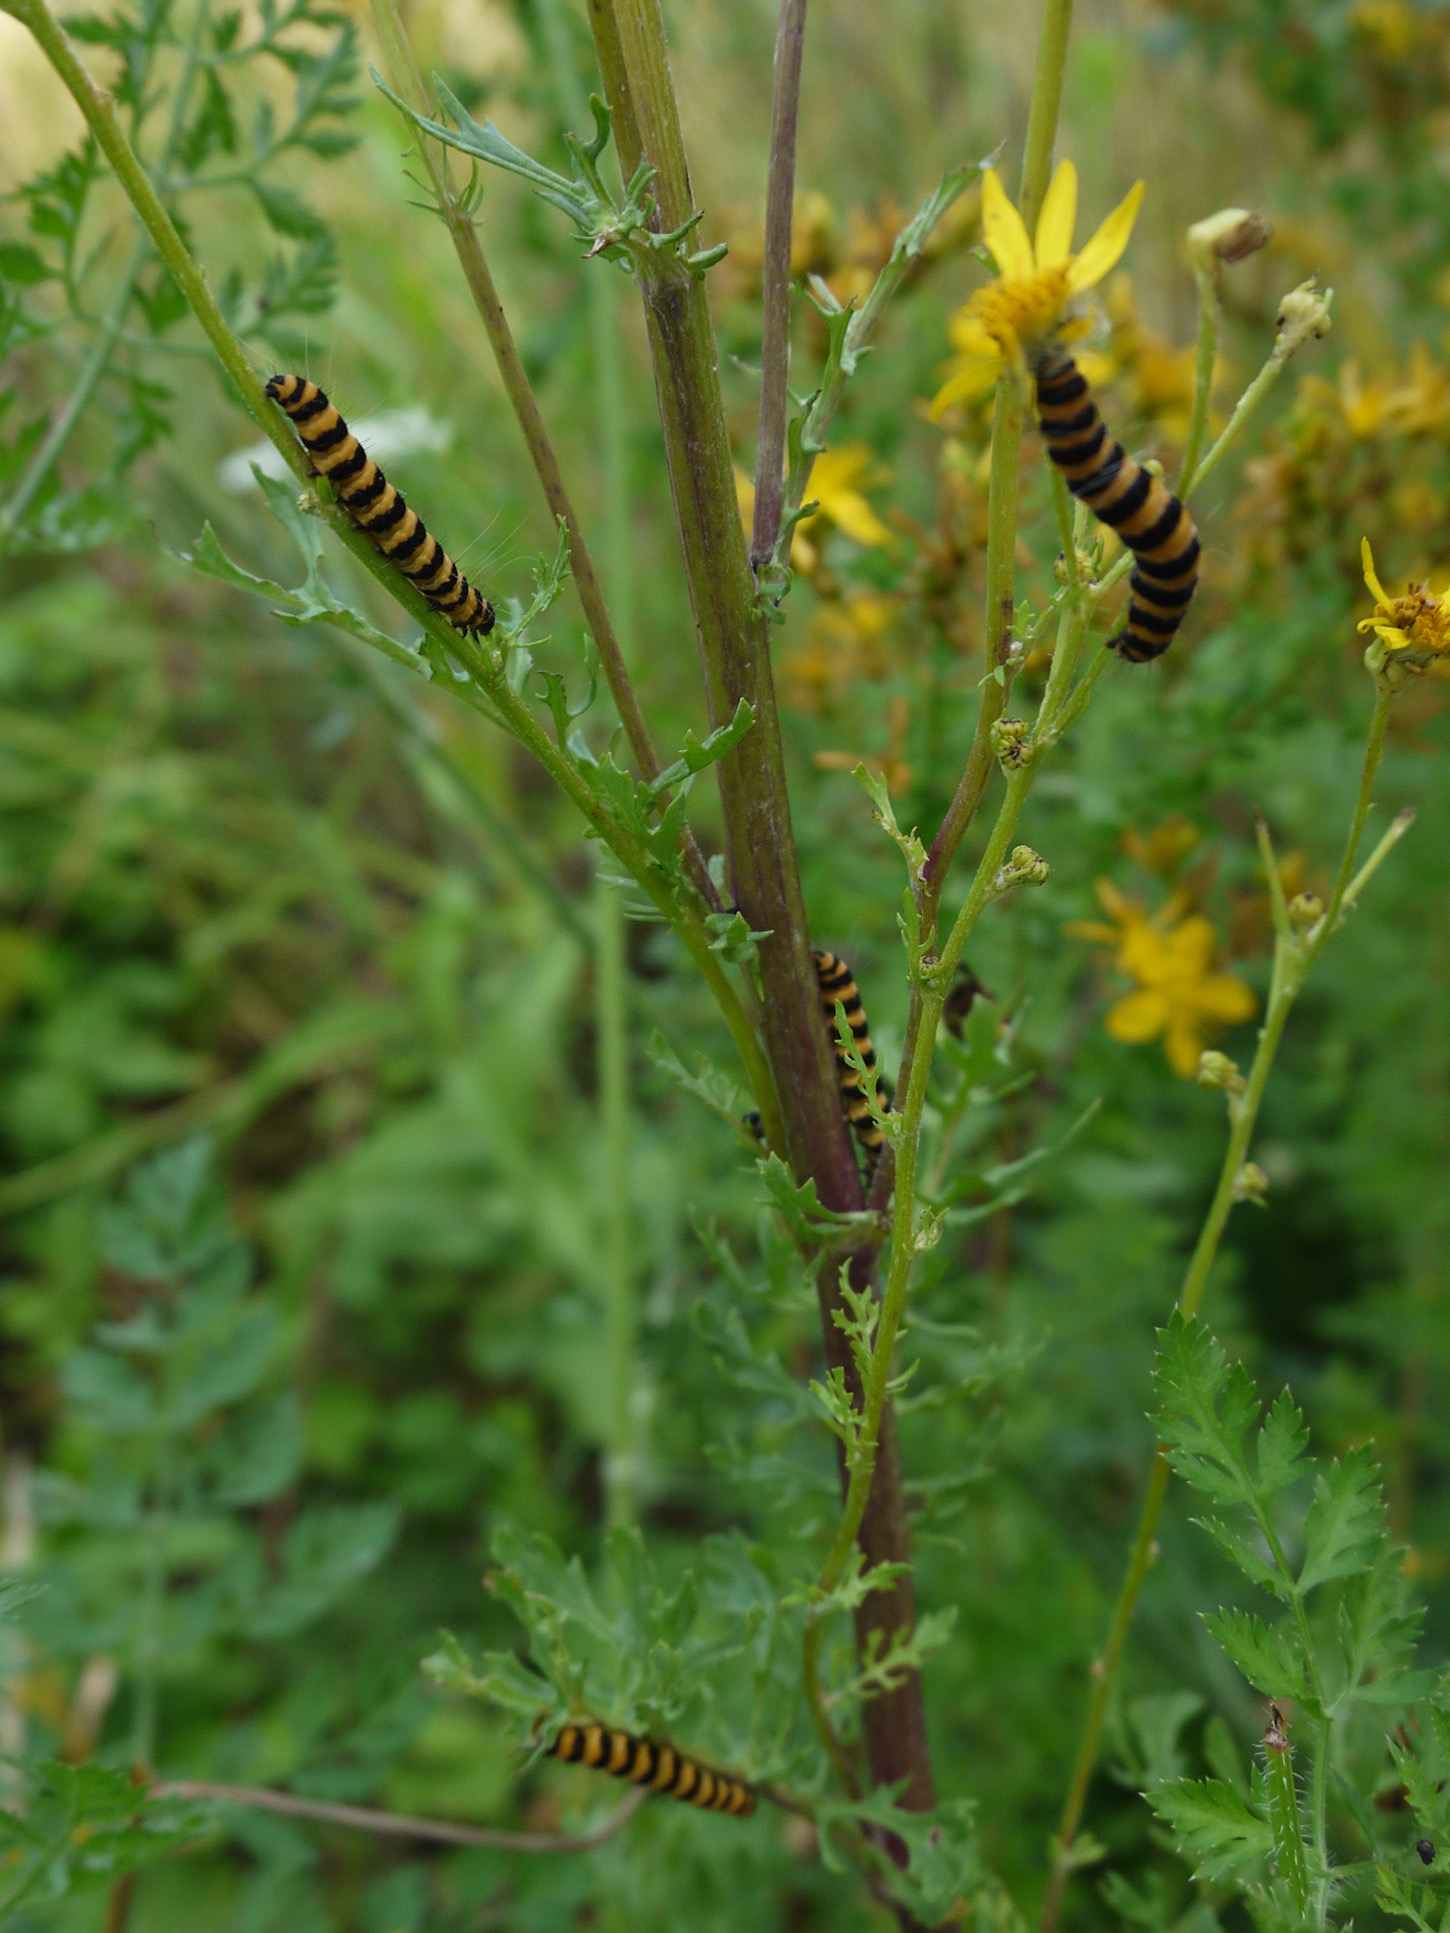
[{"x1": 1, "y1": 0, "x2": 1449, "y2": 1926}]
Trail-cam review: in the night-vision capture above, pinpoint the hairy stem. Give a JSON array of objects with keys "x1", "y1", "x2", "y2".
[
  {"x1": 750, "y1": 0, "x2": 808, "y2": 568},
  {"x1": 1039, "y1": 686, "x2": 1404, "y2": 1933}
]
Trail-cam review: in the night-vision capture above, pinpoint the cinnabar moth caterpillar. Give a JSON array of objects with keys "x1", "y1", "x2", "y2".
[
  {"x1": 813, "y1": 949, "x2": 888, "y2": 1170},
  {"x1": 1032, "y1": 346, "x2": 1199, "y2": 662},
  {"x1": 547, "y1": 1722, "x2": 756, "y2": 1817},
  {"x1": 265, "y1": 375, "x2": 494, "y2": 637}
]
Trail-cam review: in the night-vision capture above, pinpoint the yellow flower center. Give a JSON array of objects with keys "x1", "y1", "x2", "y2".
[
  {"x1": 968, "y1": 264, "x2": 1073, "y2": 354},
  {"x1": 1377, "y1": 589, "x2": 1450, "y2": 655}
]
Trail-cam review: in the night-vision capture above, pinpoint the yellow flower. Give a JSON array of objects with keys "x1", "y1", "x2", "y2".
[
  {"x1": 930, "y1": 160, "x2": 1144, "y2": 417},
  {"x1": 735, "y1": 443, "x2": 892, "y2": 573},
  {"x1": 1068, "y1": 881, "x2": 1256, "y2": 1079},
  {"x1": 1358, "y1": 536, "x2": 1450, "y2": 667}
]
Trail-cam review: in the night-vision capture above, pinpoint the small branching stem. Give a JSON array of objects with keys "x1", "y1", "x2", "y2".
[
  {"x1": 750, "y1": 0, "x2": 808, "y2": 569},
  {"x1": 1039, "y1": 686, "x2": 1406, "y2": 1933}
]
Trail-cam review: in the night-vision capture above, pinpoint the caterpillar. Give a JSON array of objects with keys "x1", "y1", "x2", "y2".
[
  {"x1": 264, "y1": 375, "x2": 494, "y2": 637},
  {"x1": 813, "y1": 949, "x2": 888, "y2": 1170},
  {"x1": 547, "y1": 1722, "x2": 756, "y2": 1818},
  {"x1": 1032, "y1": 345, "x2": 1199, "y2": 663}
]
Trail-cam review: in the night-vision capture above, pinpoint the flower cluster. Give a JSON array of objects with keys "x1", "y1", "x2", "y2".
[
  {"x1": 930, "y1": 161, "x2": 1143, "y2": 415},
  {"x1": 1359, "y1": 537, "x2": 1450, "y2": 678}
]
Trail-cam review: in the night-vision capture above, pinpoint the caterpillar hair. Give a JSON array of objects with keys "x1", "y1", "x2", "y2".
[
  {"x1": 813, "y1": 949, "x2": 889, "y2": 1170},
  {"x1": 264, "y1": 375, "x2": 494, "y2": 637},
  {"x1": 547, "y1": 1722, "x2": 756, "y2": 1818},
  {"x1": 1032, "y1": 345, "x2": 1199, "y2": 663}
]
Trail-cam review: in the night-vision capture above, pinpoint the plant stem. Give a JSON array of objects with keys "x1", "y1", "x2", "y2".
[
  {"x1": 922, "y1": 366, "x2": 1025, "y2": 920},
  {"x1": 366, "y1": 0, "x2": 704, "y2": 901},
  {"x1": 536, "y1": 0, "x2": 639, "y2": 1539},
  {"x1": 1017, "y1": 0, "x2": 1075, "y2": 229},
  {"x1": 750, "y1": 0, "x2": 808, "y2": 569},
  {"x1": 1177, "y1": 256, "x2": 1220, "y2": 494},
  {"x1": 596, "y1": 876, "x2": 635, "y2": 1530},
  {"x1": 587, "y1": 0, "x2": 937, "y2": 1848},
  {"x1": 1038, "y1": 685, "x2": 1404, "y2": 1933}
]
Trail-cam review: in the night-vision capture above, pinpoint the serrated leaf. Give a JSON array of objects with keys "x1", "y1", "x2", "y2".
[
  {"x1": 1257, "y1": 1388, "x2": 1310, "y2": 1498},
  {"x1": 1194, "y1": 1513, "x2": 1292, "y2": 1599},
  {"x1": 1150, "y1": 1777, "x2": 1273, "y2": 1882},
  {"x1": 1154, "y1": 1312, "x2": 1261, "y2": 1509},
  {"x1": 246, "y1": 1501, "x2": 398, "y2": 1637},
  {"x1": 1299, "y1": 1443, "x2": 1384, "y2": 1593},
  {"x1": 1206, "y1": 1607, "x2": 1310, "y2": 1703}
]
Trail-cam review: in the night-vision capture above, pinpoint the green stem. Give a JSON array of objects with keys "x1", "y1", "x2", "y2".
[
  {"x1": 1038, "y1": 685, "x2": 1404, "y2": 1933},
  {"x1": 367, "y1": 0, "x2": 699, "y2": 903},
  {"x1": 922, "y1": 367, "x2": 1025, "y2": 920},
  {"x1": 1264, "y1": 1713, "x2": 1313, "y2": 1917},
  {"x1": 1181, "y1": 331, "x2": 1299, "y2": 500},
  {"x1": 596, "y1": 877, "x2": 635, "y2": 1531},
  {"x1": 536, "y1": 0, "x2": 638, "y2": 1537},
  {"x1": 1177, "y1": 259, "x2": 1220, "y2": 494},
  {"x1": 1017, "y1": 0, "x2": 1075, "y2": 230}
]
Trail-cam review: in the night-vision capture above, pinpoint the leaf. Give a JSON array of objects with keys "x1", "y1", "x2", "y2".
[
  {"x1": 1153, "y1": 1313, "x2": 1261, "y2": 1510},
  {"x1": 1205, "y1": 1607, "x2": 1311, "y2": 1703},
  {"x1": 759, "y1": 1152, "x2": 875, "y2": 1246},
  {"x1": 1299, "y1": 1443, "x2": 1384, "y2": 1593},
  {"x1": 1256, "y1": 1389, "x2": 1311, "y2": 1498},
  {"x1": 249, "y1": 177, "x2": 329, "y2": 239},
  {"x1": 815, "y1": 1788, "x2": 979, "y2": 1922},
  {"x1": 1193, "y1": 1513, "x2": 1292, "y2": 1600},
  {"x1": 246, "y1": 1501, "x2": 399, "y2": 1638},
  {"x1": 645, "y1": 698, "x2": 755, "y2": 797},
  {"x1": 1150, "y1": 1777, "x2": 1273, "y2": 1882},
  {"x1": 0, "y1": 242, "x2": 50, "y2": 285}
]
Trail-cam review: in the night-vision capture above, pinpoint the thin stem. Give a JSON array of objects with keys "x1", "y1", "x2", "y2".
[
  {"x1": 596, "y1": 877, "x2": 635, "y2": 1531},
  {"x1": 1038, "y1": 685, "x2": 1405, "y2": 1933},
  {"x1": 152, "y1": 1778, "x2": 646, "y2": 1851},
  {"x1": 1181, "y1": 330, "x2": 1300, "y2": 500},
  {"x1": 750, "y1": 0, "x2": 808, "y2": 568},
  {"x1": 1017, "y1": 0, "x2": 1075, "y2": 230},
  {"x1": 366, "y1": 0, "x2": 710, "y2": 907},
  {"x1": 1177, "y1": 259, "x2": 1220, "y2": 494},
  {"x1": 922, "y1": 367, "x2": 1025, "y2": 921}
]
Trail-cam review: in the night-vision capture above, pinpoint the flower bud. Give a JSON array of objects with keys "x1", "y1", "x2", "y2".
[
  {"x1": 1232, "y1": 1160, "x2": 1269, "y2": 1204},
  {"x1": 995, "y1": 845, "x2": 1050, "y2": 891},
  {"x1": 1274, "y1": 279, "x2": 1334, "y2": 359},
  {"x1": 1188, "y1": 208, "x2": 1274, "y2": 270},
  {"x1": 990, "y1": 716, "x2": 1031, "y2": 769},
  {"x1": 1197, "y1": 1049, "x2": 1246, "y2": 1095},
  {"x1": 1286, "y1": 891, "x2": 1323, "y2": 934}
]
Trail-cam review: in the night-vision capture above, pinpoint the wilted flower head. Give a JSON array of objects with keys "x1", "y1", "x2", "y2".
[{"x1": 931, "y1": 160, "x2": 1144, "y2": 415}]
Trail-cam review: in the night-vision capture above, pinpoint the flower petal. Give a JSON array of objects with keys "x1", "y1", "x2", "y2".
[
  {"x1": 930, "y1": 356, "x2": 1002, "y2": 418},
  {"x1": 1361, "y1": 535, "x2": 1391, "y2": 607},
  {"x1": 980, "y1": 168, "x2": 1035, "y2": 279},
  {"x1": 1105, "y1": 988, "x2": 1170, "y2": 1044},
  {"x1": 1034, "y1": 159, "x2": 1078, "y2": 270},
  {"x1": 1165, "y1": 1016, "x2": 1206, "y2": 1079},
  {"x1": 1066, "y1": 180, "x2": 1145, "y2": 294},
  {"x1": 820, "y1": 489, "x2": 894, "y2": 549},
  {"x1": 1191, "y1": 975, "x2": 1258, "y2": 1024},
  {"x1": 948, "y1": 310, "x2": 997, "y2": 357}
]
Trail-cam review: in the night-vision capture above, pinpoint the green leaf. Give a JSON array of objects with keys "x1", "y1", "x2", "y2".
[
  {"x1": 1299, "y1": 1443, "x2": 1384, "y2": 1593},
  {"x1": 1205, "y1": 1607, "x2": 1311, "y2": 1704},
  {"x1": 249, "y1": 177, "x2": 329, "y2": 239},
  {"x1": 758, "y1": 1152, "x2": 876, "y2": 1246},
  {"x1": 1257, "y1": 1388, "x2": 1311, "y2": 1498},
  {"x1": 246, "y1": 1501, "x2": 399, "y2": 1637},
  {"x1": 646, "y1": 697, "x2": 755, "y2": 796},
  {"x1": 1150, "y1": 1777, "x2": 1273, "y2": 1882},
  {"x1": 0, "y1": 242, "x2": 50, "y2": 285},
  {"x1": 1154, "y1": 1312, "x2": 1261, "y2": 1510}
]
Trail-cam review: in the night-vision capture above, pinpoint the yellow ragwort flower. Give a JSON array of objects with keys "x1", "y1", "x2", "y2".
[
  {"x1": 930, "y1": 160, "x2": 1144, "y2": 417},
  {"x1": 1068, "y1": 880, "x2": 1256, "y2": 1079},
  {"x1": 1358, "y1": 537, "x2": 1450, "y2": 668},
  {"x1": 735, "y1": 443, "x2": 892, "y2": 572}
]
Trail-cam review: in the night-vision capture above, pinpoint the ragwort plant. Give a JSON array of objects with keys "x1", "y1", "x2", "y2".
[{"x1": 0, "y1": 0, "x2": 1443, "y2": 1924}]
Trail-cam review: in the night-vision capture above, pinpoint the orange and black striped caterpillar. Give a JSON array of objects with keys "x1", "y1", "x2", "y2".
[
  {"x1": 1032, "y1": 345, "x2": 1199, "y2": 663},
  {"x1": 265, "y1": 375, "x2": 494, "y2": 637},
  {"x1": 813, "y1": 949, "x2": 888, "y2": 1171},
  {"x1": 546, "y1": 1720, "x2": 756, "y2": 1817}
]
